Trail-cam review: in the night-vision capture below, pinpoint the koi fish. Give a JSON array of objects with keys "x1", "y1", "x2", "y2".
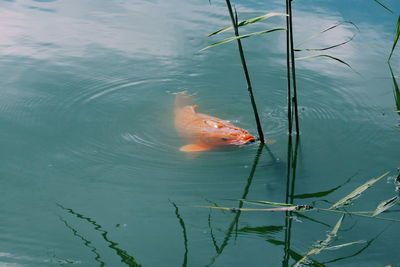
[{"x1": 174, "y1": 93, "x2": 256, "y2": 152}]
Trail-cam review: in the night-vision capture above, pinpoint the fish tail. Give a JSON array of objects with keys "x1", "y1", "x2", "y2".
[{"x1": 175, "y1": 92, "x2": 192, "y2": 108}]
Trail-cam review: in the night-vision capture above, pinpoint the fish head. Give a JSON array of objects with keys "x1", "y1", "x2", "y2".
[{"x1": 200, "y1": 120, "x2": 256, "y2": 146}]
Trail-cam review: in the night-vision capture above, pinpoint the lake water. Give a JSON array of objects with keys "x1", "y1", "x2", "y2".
[{"x1": 0, "y1": 0, "x2": 399, "y2": 266}]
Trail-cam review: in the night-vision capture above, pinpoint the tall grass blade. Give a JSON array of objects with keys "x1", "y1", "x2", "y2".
[
  {"x1": 239, "y1": 199, "x2": 295, "y2": 207},
  {"x1": 286, "y1": 0, "x2": 300, "y2": 134},
  {"x1": 296, "y1": 21, "x2": 359, "y2": 49},
  {"x1": 329, "y1": 172, "x2": 390, "y2": 209},
  {"x1": 207, "y1": 13, "x2": 288, "y2": 37},
  {"x1": 296, "y1": 54, "x2": 359, "y2": 74},
  {"x1": 294, "y1": 215, "x2": 345, "y2": 267},
  {"x1": 200, "y1": 205, "x2": 305, "y2": 212},
  {"x1": 372, "y1": 196, "x2": 399, "y2": 216},
  {"x1": 200, "y1": 28, "x2": 286, "y2": 52},
  {"x1": 388, "y1": 16, "x2": 400, "y2": 61},
  {"x1": 389, "y1": 62, "x2": 400, "y2": 113},
  {"x1": 324, "y1": 240, "x2": 366, "y2": 250},
  {"x1": 373, "y1": 0, "x2": 394, "y2": 13}
]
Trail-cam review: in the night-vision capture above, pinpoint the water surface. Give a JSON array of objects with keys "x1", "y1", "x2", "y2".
[{"x1": 0, "y1": 0, "x2": 399, "y2": 266}]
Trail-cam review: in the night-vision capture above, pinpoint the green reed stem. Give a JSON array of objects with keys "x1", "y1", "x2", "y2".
[
  {"x1": 225, "y1": 0, "x2": 265, "y2": 143},
  {"x1": 285, "y1": 2, "x2": 293, "y2": 135},
  {"x1": 286, "y1": 0, "x2": 300, "y2": 135}
]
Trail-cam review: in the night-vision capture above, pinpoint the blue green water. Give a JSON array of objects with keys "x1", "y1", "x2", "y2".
[{"x1": 0, "y1": 0, "x2": 399, "y2": 266}]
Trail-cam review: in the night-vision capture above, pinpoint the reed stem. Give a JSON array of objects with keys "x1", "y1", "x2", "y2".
[
  {"x1": 286, "y1": 0, "x2": 300, "y2": 135},
  {"x1": 225, "y1": 0, "x2": 265, "y2": 143},
  {"x1": 285, "y1": 0, "x2": 293, "y2": 135}
]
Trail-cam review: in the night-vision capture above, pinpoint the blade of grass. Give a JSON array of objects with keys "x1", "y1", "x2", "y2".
[
  {"x1": 373, "y1": 0, "x2": 394, "y2": 13},
  {"x1": 296, "y1": 21, "x2": 359, "y2": 49},
  {"x1": 207, "y1": 13, "x2": 288, "y2": 37},
  {"x1": 295, "y1": 35, "x2": 356, "y2": 52},
  {"x1": 324, "y1": 240, "x2": 366, "y2": 250},
  {"x1": 200, "y1": 28, "x2": 286, "y2": 52},
  {"x1": 389, "y1": 15, "x2": 400, "y2": 61},
  {"x1": 329, "y1": 172, "x2": 390, "y2": 209},
  {"x1": 372, "y1": 196, "x2": 399, "y2": 216},
  {"x1": 318, "y1": 207, "x2": 400, "y2": 222},
  {"x1": 199, "y1": 206, "x2": 305, "y2": 212},
  {"x1": 239, "y1": 199, "x2": 296, "y2": 207},
  {"x1": 295, "y1": 54, "x2": 359, "y2": 75},
  {"x1": 389, "y1": 57, "x2": 400, "y2": 114},
  {"x1": 294, "y1": 215, "x2": 345, "y2": 267}
]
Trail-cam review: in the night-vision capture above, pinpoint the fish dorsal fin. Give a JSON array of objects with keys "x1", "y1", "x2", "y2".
[
  {"x1": 175, "y1": 92, "x2": 192, "y2": 108},
  {"x1": 180, "y1": 143, "x2": 211, "y2": 152},
  {"x1": 188, "y1": 105, "x2": 199, "y2": 113}
]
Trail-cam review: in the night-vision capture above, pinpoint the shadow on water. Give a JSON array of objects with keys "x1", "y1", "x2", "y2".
[{"x1": 57, "y1": 204, "x2": 141, "y2": 267}]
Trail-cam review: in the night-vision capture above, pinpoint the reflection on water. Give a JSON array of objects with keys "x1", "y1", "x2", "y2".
[
  {"x1": 58, "y1": 204, "x2": 141, "y2": 267},
  {"x1": 0, "y1": 0, "x2": 399, "y2": 266}
]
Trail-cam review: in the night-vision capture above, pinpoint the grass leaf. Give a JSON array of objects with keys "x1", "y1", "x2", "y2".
[
  {"x1": 199, "y1": 205, "x2": 304, "y2": 212},
  {"x1": 389, "y1": 62, "x2": 400, "y2": 113},
  {"x1": 295, "y1": 54, "x2": 359, "y2": 75},
  {"x1": 296, "y1": 21, "x2": 359, "y2": 51},
  {"x1": 324, "y1": 240, "x2": 366, "y2": 250},
  {"x1": 329, "y1": 172, "x2": 390, "y2": 209},
  {"x1": 207, "y1": 13, "x2": 288, "y2": 37},
  {"x1": 294, "y1": 215, "x2": 345, "y2": 267},
  {"x1": 372, "y1": 196, "x2": 399, "y2": 216},
  {"x1": 389, "y1": 16, "x2": 400, "y2": 61},
  {"x1": 373, "y1": 0, "x2": 394, "y2": 13},
  {"x1": 200, "y1": 28, "x2": 286, "y2": 52},
  {"x1": 239, "y1": 199, "x2": 296, "y2": 207}
]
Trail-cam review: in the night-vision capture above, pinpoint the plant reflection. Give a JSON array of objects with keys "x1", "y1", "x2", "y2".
[
  {"x1": 57, "y1": 204, "x2": 141, "y2": 267},
  {"x1": 171, "y1": 201, "x2": 189, "y2": 267},
  {"x1": 205, "y1": 143, "x2": 265, "y2": 266}
]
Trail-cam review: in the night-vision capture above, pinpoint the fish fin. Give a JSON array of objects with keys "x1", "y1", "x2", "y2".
[
  {"x1": 265, "y1": 139, "x2": 277, "y2": 145},
  {"x1": 189, "y1": 105, "x2": 199, "y2": 112},
  {"x1": 180, "y1": 144, "x2": 211, "y2": 152}
]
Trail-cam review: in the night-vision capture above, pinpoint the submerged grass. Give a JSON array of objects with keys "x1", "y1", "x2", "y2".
[
  {"x1": 198, "y1": 170, "x2": 400, "y2": 265},
  {"x1": 294, "y1": 215, "x2": 364, "y2": 267},
  {"x1": 329, "y1": 171, "x2": 390, "y2": 209}
]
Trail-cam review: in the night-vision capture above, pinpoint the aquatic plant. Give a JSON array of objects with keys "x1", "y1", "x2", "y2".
[
  {"x1": 389, "y1": 62, "x2": 400, "y2": 114},
  {"x1": 285, "y1": 0, "x2": 300, "y2": 135},
  {"x1": 294, "y1": 21, "x2": 360, "y2": 74},
  {"x1": 372, "y1": 0, "x2": 394, "y2": 14},
  {"x1": 388, "y1": 15, "x2": 399, "y2": 61},
  {"x1": 201, "y1": 1, "x2": 288, "y2": 142}
]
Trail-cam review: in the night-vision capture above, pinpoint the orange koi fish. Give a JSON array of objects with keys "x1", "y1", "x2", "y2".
[{"x1": 174, "y1": 93, "x2": 256, "y2": 152}]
